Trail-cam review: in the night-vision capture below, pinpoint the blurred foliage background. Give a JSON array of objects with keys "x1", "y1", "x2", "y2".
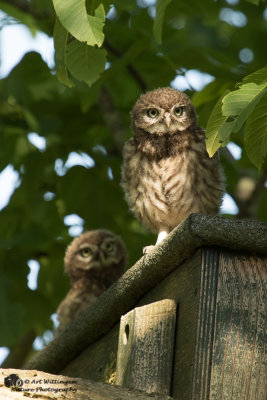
[{"x1": 0, "y1": 0, "x2": 266, "y2": 367}]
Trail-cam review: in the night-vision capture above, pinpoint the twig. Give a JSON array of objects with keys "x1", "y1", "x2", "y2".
[
  {"x1": 104, "y1": 39, "x2": 147, "y2": 92},
  {"x1": 0, "y1": 0, "x2": 50, "y2": 20},
  {"x1": 98, "y1": 86, "x2": 127, "y2": 154}
]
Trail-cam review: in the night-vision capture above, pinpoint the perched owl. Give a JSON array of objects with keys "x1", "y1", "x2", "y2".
[
  {"x1": 56, "y1": 229, "x2": 127, "y2": 334},
  {"x1": 121, "y1": 87, "x2": 224, "y2": 250}
]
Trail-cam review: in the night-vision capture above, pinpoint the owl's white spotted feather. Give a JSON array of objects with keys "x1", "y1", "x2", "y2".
[{"x1": 121, "y1": 87, "x2": 224, "y2": 248}]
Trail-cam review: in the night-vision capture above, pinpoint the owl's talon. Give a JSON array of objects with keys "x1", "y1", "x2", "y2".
[{"x1": 143, "y1": 245, "x2": 155, "y2": 255}]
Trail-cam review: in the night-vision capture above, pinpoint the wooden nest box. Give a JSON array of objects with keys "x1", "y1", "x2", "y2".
[{"x1": 24, "y1": 214, "x2": 267, "y2": 399}]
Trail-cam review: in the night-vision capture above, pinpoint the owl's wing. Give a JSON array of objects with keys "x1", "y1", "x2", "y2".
[{"x1": 122, "y1": 137, "x2": 137, "y2": 158}]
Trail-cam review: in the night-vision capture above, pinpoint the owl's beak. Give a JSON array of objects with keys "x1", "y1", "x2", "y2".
[{"x1": 164, "y1": 114, "x2": 171, "y2": 128}]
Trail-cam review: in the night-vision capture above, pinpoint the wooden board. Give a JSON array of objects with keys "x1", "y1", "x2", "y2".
[
  {"x1": 116, "y1": 299, "x2": 176, "y2": 394},
  {"x1": 61, "y1": 249, "x2": 202, "y2": 390},
  {"x1": 61, "y1": 324, "x2": 119, "y2": 383},
  {"x1": 60, "y1": 247, "x2": 266, "y2": 400},
  {"x1": 209, "y1": 251, "x2": 266, "y2": 400}
]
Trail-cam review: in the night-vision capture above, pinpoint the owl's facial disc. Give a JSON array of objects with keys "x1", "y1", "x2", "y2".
[
  {"x1": 135, "y1": 102, "x2": 192, "y2": 135},
  {"x1": 98, "y1": 238, "x2": 120, "y2": 267},
  {"x1": 76, "y1": 244, "x2": 99, "y2": 270}
]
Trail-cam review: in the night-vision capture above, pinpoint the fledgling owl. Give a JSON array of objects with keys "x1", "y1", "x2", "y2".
[
  {"x1": 56, "y1": 229, "x2": 127, "y2": 334},
  {"x1": 121, "y1": 87, "x2": 224, "y2": 250}
]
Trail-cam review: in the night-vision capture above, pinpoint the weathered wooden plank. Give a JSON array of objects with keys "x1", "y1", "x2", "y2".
[
  {"x1": 116, "y1": 299, "x2": 176, "y2": 394},
  {"x1": 209, "y1": 251, "x2": 266, "y2": 400},
  {"x1": 0, "y1": 368, "x2": 173, "y2": 400},
  {"x1": 60, "y1": 249, "x2": 202, "y2": 387},
  {"x1": 59, "y1": 246, "x2": 266, "y2": 400},
  {"x1": 61, "y1": 324, "x2": 119, "y2": 383},
  {"x1": 191, "y1": 247, "x2": 219, "y2": 399}
]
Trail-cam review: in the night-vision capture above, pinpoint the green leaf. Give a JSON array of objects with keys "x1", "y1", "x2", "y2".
[
  {"x1": 153, "y1": 0, "x2": 172, "y2": 44},
  {"x1": 222, "y1": 82, "x2": 267, "y2": 132},
  {"x1": 53, "y1": 18, "x2": 74, "y2": 88},
  {"x1": 66, "y1": 41, "x2": 106, "y2": 86},
  {"x1": 244, "y1": 92, "x2": 267, "y2": 169},
  {"x1": 245, "y1": 0, "x2": 259, "y2": 5},
  {"x1": 86, "y1": 0, "x2": 114, "y2": 14},
  {"x1": 87, "y1": 3, "x2": 105, "y2": 46},
  {"x1": 52, "y1": 0, "x2": 105, "y2": 46},
  {"x1": 205, "y1": 93, "x2": 229, "y2": 157},
  {"x1": 217, "y1": 121, "x2": 235, "y2": 146},
  {"x1": 4, "y1": 52, "x2": 57, "y2": 104},
  {"x1": 241, "y1": 67, "x2": 267, "y2": 85}
]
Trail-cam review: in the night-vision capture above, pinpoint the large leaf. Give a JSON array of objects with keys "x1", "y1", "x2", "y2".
[
  {"x1": 52, "y1": 0, "x2": 105, "y2": 46},
  {"x1": 66, "y1": 41, "x2": 106, "y2": 86},
  {"x1": 222, "y1": 82, "x2": 267, "y2": 132},
  {"x1": 205, "y1": 93, "x2": 229, "y2": 157},
  {"x1": 244, "y1": 92, "x2": 267, "y2": 169},
  {"x1": 53, "y1": 18, "x2": 74, "y2": 88},
  {"x1": 241, "y1": 67, "x2": 267, "y2": 85},
  {"x1": 4, "y1": 52, "x2": 57, "y2": 105},
  {"x1": 153, "y1": 0, "x2": 172, "y2": 44}
]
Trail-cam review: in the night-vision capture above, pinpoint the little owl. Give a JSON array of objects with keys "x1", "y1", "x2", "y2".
[
  {"x1": 56, "y1": 229, "x2": 127, "y2": 334},
  {"x1": 121, "y1": 87, "x2": 224, "y2": 250}
]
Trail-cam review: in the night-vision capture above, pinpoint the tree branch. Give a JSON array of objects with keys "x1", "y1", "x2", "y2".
[
  {"x1": 98, "y1": 86, "x2": 127, "y2": 154},
  {"x1": 104, "y1": 39, "x2": 147, "y2": 91},
  {"x1": 3, "y1": 1, "x2": 147, "y2": 91},
  {"x1": 0, "y1": 0, "x2": 50, "y2": 20}
]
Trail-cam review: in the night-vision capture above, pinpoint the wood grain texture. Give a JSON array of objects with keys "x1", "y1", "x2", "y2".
[
  {"x1": 61, "y1": 324, "x2": 119, "y2": 383},
  {"x1": 191, "y1": 248, "x2": 219, "y2": 399},
  {"x1": 60, "y1": 249, "x2": 201, "y2": 391},
  {"x1": 25, "y1": 216, "x2": 267, "y2": 374},
  {"x1": 209, "y1": 251, "x2": 266, "y2": 400},
  {"x1": 0, "y1": 368, "x2": 173, "y2": 400},
  {"x1": 116, "y1": 300, "x2": 176, "y2": 395},
  {"x1": 53, "y1": 246, "x2": 266, "y2": 400}
]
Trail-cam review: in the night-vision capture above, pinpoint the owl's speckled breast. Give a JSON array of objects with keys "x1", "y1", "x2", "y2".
[{"x1": 121, "y1": 137, "x2": 223, "y2": 234}]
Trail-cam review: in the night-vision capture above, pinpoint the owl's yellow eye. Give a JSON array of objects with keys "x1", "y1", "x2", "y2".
[
  {"x1": 104, "y1": 241, "x2": 114, "y2": 253},
  {"x1": 147, "y1": 109, "x2": 159, "y2": 118},
  {"x1": 174, "y1": 107, "x2": 183, "y2": 116},
  {"x1": 80, "y1": 248, "x2": 91, "y2": 257}
]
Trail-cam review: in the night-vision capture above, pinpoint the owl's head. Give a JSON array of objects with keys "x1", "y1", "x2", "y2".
[
  {"x1": 64, "y1": 229, "x2": 127, "y2": 281},
  {"x1": 131, "y1": 87, "x2": 196, "y2": 135}
]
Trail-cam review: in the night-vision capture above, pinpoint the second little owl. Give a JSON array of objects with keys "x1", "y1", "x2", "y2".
[{"x1": 121, "y1": 87, "x2": 224, "y2": 248}]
